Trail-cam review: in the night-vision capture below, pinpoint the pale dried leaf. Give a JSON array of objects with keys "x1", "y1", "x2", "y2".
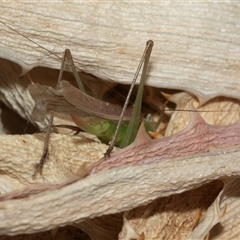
[
  {"x1": 165, "y1": 92, "x2": 240, "y2": 136},
  {"x1": 0, "y1": 3, "x2": 240, "y2": 102},
  {"x1": 0, "y1": 2, "x2": 240, "y2": 240},
  {"x1": 189, "y1": 178, "x2": 240, "y2": 239}
]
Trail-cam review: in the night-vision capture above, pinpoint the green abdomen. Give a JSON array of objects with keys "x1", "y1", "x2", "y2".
[{"x1": 92, "y1": 121, "x2": 128, "y2": 147}]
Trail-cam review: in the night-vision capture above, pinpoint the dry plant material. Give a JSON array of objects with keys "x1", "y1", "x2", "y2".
[
  {"x1": 88, "y1": 108, "x2": 240, "y2": 174},
  {"x1": 0, "y1": 93, "x2": 240, "y2": 240},
  {"x1": 0, "y1": 3, "x2": 240, "y2": 239}
]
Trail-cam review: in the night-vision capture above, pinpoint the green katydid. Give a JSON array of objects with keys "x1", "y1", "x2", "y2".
[
  {"x1": 29, "y1": 40, "x2": 153, "y2": 175},
  {"x1": 1, "y1": 21, "x2": 238, "y2": 178}
]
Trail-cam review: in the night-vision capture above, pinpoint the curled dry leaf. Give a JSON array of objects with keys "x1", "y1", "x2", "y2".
[
  {"x1": 188, "y1": 178, "x2": 240, "y2": 239},
  {"x1": 88, "y1": 108, "x2": 240, "y2": 174},
  {"x1": 120, "y1": 181, "x2": 224, "y2": 240},
  {"x1": 0, "y1": 96, "x2": 240, "y2": 239},
  {"x1": 164, "y1": 92, "x2": 240, "y2": 136},
  {"x1": 0, "y1": 2, "x2": 240, "y2": 240},
  {"x1": 116, "y1": 94, "x2": 240, "y2": 240},
  {"x1": 1, "y1": 2, "x2": 240, "y2": 102}
]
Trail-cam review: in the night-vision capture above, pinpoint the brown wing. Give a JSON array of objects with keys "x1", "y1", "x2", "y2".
[
  {"x1": 29, "y1": 84, "x2": 90, "y2": 122},
  {"x1": 60, "y1": 81, "x2": 132, "y2": 121}
]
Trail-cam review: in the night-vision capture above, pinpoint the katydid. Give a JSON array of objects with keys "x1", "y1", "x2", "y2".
[
  {"x1": 28, "y1": 41, "x2": 153, "y2": 175},
  {"x1": 3, "y1": 20, "x2": 236, "y2": 176}
]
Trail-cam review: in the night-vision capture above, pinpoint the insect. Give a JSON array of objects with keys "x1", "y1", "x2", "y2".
[
  {"x1": 0, "y1": 21, "x2": 157, "y2": 176},
  {"x1": 1, "y1": 21, "x2": 239, "y2": 177},
  {"x1": 28, "y1": 41, "x2": 153, "y2": 176}
]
